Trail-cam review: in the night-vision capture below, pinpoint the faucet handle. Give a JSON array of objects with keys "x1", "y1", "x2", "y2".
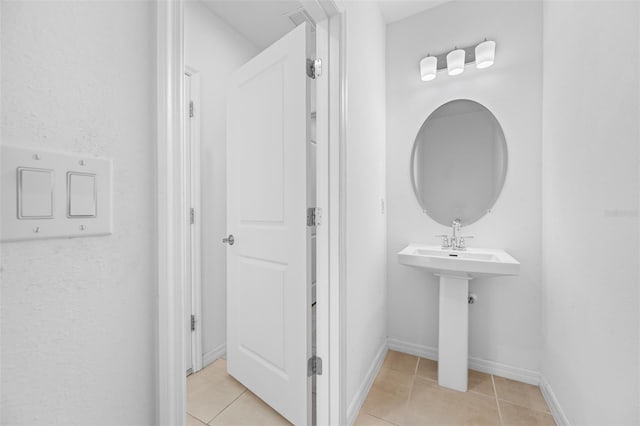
[
  {"x1": 458, "y1": 235, "x2": 474, "y2": 249},
  {"x1": 435, "y1": 234, "x2": 450, "y2": 248}
]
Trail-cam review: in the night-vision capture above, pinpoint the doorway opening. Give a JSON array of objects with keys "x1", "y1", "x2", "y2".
[{"x1": 154, "y1": 1, "x2": 344, "y2": 425}]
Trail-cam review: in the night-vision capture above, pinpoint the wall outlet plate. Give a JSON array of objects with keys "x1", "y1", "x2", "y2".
[{"x1": 1, "y1": 145, "x2": 113, "y2": 242}]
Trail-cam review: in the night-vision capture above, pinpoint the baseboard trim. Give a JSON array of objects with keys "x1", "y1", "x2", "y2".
[
  {"x1": 202, "y1": 343, "x2": 226, "y2": 368},
  {"x1": 346, "y1": 341, "x2": 388, "y2": 425},
  {"x1": 387, "y1": 337, "x2": 438, "y2": 360},
  {"x1": 387, "y1": 338, "x2": 540, "y2": 385},
  {"x1": 540, "y1": 376, "x2": 570, "y2": 426}
]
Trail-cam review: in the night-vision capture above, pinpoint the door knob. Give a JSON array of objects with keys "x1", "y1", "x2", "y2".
[{"x1": 222, "y1": 234, "x2": 235, "y2": 245}]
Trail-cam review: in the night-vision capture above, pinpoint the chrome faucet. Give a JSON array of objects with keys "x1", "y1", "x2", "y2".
[
  {"x1": 452, "y1": 218, "x2": 461, "y2": 243},
  {"x1": 435, "y1": 218, "x2": 474, "y2": 250}
]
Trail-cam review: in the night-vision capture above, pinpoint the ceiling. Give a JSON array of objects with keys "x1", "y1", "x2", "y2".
[
  {"x1": 201, "y1": 0, "x2": 307, "y2": 50},
  {"x1": 376, "y1": 0, "x2": 450, "y2": 23},
  {"x1": 200, "y1": 0, "x2": 451, "y2": 50}
]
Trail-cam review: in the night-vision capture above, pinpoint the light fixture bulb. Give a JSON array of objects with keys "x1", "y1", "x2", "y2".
[
  {"x1": 419, "y1": 56, "x2": 437, "y2": 81},
  {"x1": 446, "y1": 48, "x2": 466, "y2": 76},
  {"x1": 475, "y1": 40, "x2": 496, "y2": 69}
]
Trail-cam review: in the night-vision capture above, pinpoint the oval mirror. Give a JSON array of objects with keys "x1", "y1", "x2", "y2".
[{"x1": 411, "y1": 99, "x2": 507, "y2": 226}]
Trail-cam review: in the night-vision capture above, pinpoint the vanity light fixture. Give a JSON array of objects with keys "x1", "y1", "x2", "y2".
[
  {"x1": 419, "y1": 39, "x2": 496, "y2": 82},
  {"x1": 420, "y1": 55, "x2": 438, "y2": 81}
]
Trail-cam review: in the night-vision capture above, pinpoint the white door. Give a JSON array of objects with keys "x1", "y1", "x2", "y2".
[{"x1": 226, "y1": 23, "x2": 312, "y2": 425}]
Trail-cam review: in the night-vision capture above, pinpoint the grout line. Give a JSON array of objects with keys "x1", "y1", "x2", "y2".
[
  {"x1": 367, "y1": 413, "x2": 399, "y2": 426},
  {"x1": 492, "y1": 375, "x2": 504, "y2": 426},
  {"x1": 187, "y1": 413, "x2": 206, "y2": 426},
  {"x1": 399, "y1": 365, "x2": 420, "y2": 426},
  {"x1": 206, "y1": 389, "x2": 248, "y2": 425}
]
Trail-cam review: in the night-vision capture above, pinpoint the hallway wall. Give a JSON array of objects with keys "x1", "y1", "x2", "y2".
[
  {"x1": 1, "y1": 1, "x2": 156, "y2": 423},
  {"x1": 541, "y1": 2, "x2": 640, "y2": 423}
]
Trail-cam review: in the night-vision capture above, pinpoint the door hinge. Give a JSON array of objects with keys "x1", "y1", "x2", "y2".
[
  {"x1": 306, "y1": 58, "x2": 322, "y2": 79},
  {"x1": 190, "y1": 314, "x2": 196, "y2": 331},
  {"x1": 189, "y1": 100, "x2": 194, "y2": 118},
  {"x1": 190, "y1": 207, "x2": 195, "y2": 225},
  {"x1": 307, "y1": 207, "x2": 322, "y2": 227},
  {"x1": 308, "y1": 356, "x2": 323, "y2": 376}
]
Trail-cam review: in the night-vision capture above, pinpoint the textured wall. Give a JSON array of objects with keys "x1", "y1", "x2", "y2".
[
  {"x1": 541, "y1": 2, "x2": 640, "y2": 423},
  {"x1": 1, "y1": 1, "x2": 156, "y2": 423},
  {"x1": 386, "y1": 1, "x2": 543, "y2": 373}
]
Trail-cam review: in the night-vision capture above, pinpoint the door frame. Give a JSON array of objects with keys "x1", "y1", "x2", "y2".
[
  {"x1": 184, "y1": 66, "x2": 203, "y2": 374},
  {"x1": 156, "y1": 1, "x2": 346, "y2": 424}
]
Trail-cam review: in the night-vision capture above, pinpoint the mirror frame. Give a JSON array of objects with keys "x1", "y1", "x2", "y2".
[{"x1": 409, "y1": 98, "x2": 509, "y2": 226}]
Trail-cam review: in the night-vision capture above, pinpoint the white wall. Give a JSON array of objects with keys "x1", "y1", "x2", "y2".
[
  {"x1": 1, "y1": 1, "x2": 156, "y2": 423},
  {"x1": 386, "y1": 1, "x2": 543, "y2": 373},
  {"x1": 341, "y1": 1, "x2": 388, "y2": 418},
  {"x1": 184, "y1": 0, "x2": 258, "y2": 360},
  {"x1": 541, "y1": 2, "x2": 640, "y2": 424}
]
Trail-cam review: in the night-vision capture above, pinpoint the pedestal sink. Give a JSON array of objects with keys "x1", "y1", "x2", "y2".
[{"x1": 398, "y1": 244, "x2": 520, "y2": 392}]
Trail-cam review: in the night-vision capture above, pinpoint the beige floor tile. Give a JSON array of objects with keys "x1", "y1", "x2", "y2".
[
  {"x1": 186, "y1": 414, "x2": 206, "y2": 426},
  {"x1": 189, "y1": 361, "x2": 245, "y2": 395},
  {"x1": 404, "y1": 377, "x2": 500, "y2": 426},
  {"x1": 186, "y1": 362, "x2": 246, "y2": 424},
  {"x1": 354, "y1": 413, "x2": 397, "y2": 426},
  {"x1": 209, "y1": 391, "x2": 292, "y2": 426},
  {"x1": 468, "y1": 370, "x2": 494, "y2": 397},
  {"x1": 415, "y1": 360, "x2": 493, "y2": 398},
  {"x1": 361, "y1": 385, "x2": 409, "y2": 425},
  {"x1": 383, "y1": 351, "x2": 419, "y2": 375},
  {"x1": 372, "y1": 367, "x2": 414, "y2": 399},
  {"x1": 187, "y1": 380, "x2": 246, "y2": 424},
  {"x1": 415, "y1": 358, "x2": 437, "y2": 381},
  {"x1": 187, "y1": 370, "x2": 214, "y2": 394},
  {"x1": 494, "y1": 377, "x2": 550, "y2": 413},
  {"x1": 499, "y1": 401, "x2": 557, "y2": 426},
  {"x1": 198, "y1": 359, "x2": 227, "y2": 380}
]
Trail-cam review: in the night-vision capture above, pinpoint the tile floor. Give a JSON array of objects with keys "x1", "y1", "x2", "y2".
[
  {"x1": 188, "y1": 352, "x2": 555, "y2": 426},
  {"x1": 186, "y1": 358, "x2": 291, "y2": 426},
  {"x1": 355, "y1": 351, "x2": 556, "y2": 426}
]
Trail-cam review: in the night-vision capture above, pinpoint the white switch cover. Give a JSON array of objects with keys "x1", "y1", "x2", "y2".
[
  {"x1": 2, "y1": 145, "x2": 112, "y2": 241},
  {"x1": 18, "y1": 167, "x2": 54, "y2": 218},
  {"x1": 68, "y1": 172, "x2": 97, "y2": 217}
]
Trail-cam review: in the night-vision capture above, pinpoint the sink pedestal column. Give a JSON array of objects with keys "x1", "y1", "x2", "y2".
[{"x1": 438, "y1": 274, "x2": 469, "y2": 392}]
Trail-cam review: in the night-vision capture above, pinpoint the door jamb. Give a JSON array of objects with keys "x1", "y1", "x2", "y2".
[
  {"x1": 156, "y1": 2, "x2": 346, "y2": 424},
  {"x1": 184, "y1": 66, "x2": 203, "y2": 374},
  {"x1": 156, "y1": 1, "x2": 186, "y2": 424}
]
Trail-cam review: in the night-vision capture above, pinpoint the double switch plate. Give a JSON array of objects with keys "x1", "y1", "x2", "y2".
[{"x1": 2, "y1": 146, "x2": 113, "y2": 241}]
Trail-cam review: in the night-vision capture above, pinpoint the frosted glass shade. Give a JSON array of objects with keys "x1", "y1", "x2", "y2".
[
  {"x1": 446, "y1": 49, "x2": 466, "y2": 76},
  {"x1": 420, "y1": 56, "x2": 437, "y2": 81},
  {"x1": 475, "y1": 40, "x2": 496, "y2": 69}
]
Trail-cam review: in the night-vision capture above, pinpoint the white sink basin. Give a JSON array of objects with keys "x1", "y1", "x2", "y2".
[
  {"x1": 398, "y1": 243, "x2": 520, "y2": 392},
  {"x1": 398, "y1": 244, "x2": 520, "y2": 278}
]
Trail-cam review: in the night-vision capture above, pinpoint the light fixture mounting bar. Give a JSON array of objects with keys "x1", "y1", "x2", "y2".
[{"x1": 433, "y1": 44, "x2": 478, "y2": 72}]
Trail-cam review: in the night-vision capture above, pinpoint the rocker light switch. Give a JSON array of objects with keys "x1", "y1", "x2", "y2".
[
  {"x1": 18, "y1": 167, "x2": 54, "y2": 219},
  {"x1": 67, "y1": 172, "x2": 96, "y2": 217}
]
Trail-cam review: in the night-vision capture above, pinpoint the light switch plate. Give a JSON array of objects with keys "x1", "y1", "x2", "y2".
[{"x1": 1, "y1": 145, "x2": 112, "y2": 241}]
